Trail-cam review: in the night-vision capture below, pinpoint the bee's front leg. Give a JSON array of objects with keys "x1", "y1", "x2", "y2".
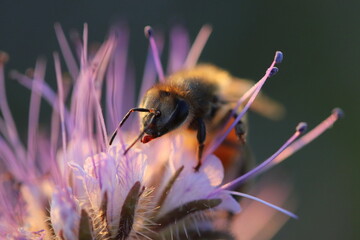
[
  {"x1": 233, "y1": 114, "x2": 247, "y2": 144},
  {"x1": 194, "y1": 118, "x2": 206, "y2": 172}
]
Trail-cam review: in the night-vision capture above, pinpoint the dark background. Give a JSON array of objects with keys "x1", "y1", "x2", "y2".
[{"x1": 0, "y1": 0, "x2": 358, "y2": 239}]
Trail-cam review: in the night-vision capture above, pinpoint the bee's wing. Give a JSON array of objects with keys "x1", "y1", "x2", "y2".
[{"x1": 225, "y1": 78, "x2": 285, "y2": 121}]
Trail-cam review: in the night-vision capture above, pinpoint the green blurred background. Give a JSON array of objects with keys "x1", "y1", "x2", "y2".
[{"x1": 0, "y1": 0, "x2": 358, "y2": 239}]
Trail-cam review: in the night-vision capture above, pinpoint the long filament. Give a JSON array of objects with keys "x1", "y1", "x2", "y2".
[
  {"x1": 54, "y1": 54, "x2": 67, "y2": 158},
  {"x1": 54, "y1": 23, "x2": 79, "y2": 79},
  {"x1": 144, "y1": 26, "x2": 165, "y2": 82},
  {"x1": 205, "y1": 51, "x2": 283, "y2": 156},
  {"x1": 272, "y1": 108, "x2": 343, "y2": 166},
  {"x1": 184, "y1": 24, "x2": 213, "y2": 68},
  {"x1": 27, "y1": 59, "x2": 46, "y2": 167},
  {"x1": 0, "y1": 54, "x2": 26, "y2": 159},
  {"x1": 53, "y1": 52, "x2": 68, "y2": 185},
  {"x1": 227, "y1": 191, "x2": 298, "y2": 219},
  {"x1": 210, "y1": 122, "x2": 306, "y2": 196},
  {"x1": 11, "y1": 70, "x2": 73, "y2": 133},
  {"x1": 82, "y1": 23, "x2": 88, "y2": 67}
]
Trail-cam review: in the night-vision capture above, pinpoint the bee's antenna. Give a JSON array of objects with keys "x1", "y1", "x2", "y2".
[
  {"x1": 123, "y1": 130, "x2": 145, "y2": 155},
  {"x1": 144, "y1": 26, "x2": 165, "y2": 83},
  {"x1": 109, "y1": 108, "x2": 152, "y2": 145},
  {"x1": 123, "y1": 113, "x2": 157, "y2": 155}
]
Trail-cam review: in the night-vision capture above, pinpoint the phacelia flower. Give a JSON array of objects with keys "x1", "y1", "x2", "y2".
[{"x1": 0, "y1": 23, "x2": 342, "y2": 240}]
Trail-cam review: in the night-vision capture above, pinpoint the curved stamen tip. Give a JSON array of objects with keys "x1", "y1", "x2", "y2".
[
  {"x1": 275, "y1": 51, "x2": 283, "y2": 64},
  {"x1": 332, "y1": 108, "x2": 344, "y2": 119},
  {"x1": 269, "y1": 67, "x2": 279, "y2": 77},
  {"x1": 296, "y1": 122, "x2": 308, "y2": 133},
  {"x1": 144, "y1": 26, "x2": 153, "y2": 38}
]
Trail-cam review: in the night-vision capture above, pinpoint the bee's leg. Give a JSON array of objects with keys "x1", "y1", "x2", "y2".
[
  {"x1": 194, "y1": 118, "x2": 206, "y2": 172},
  {"x1": 233, "y1": 114, "x2": 246, "y2": 144}
]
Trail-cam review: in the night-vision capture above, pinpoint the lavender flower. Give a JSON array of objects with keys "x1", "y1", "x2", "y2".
[{"x1": 0, "y1": 24, "x2": 342, "y2": 240}]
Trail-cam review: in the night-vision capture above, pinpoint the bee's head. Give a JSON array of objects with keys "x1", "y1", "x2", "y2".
[{"x1": 140, "y1": 88, "x2": 189, "y2": 143}]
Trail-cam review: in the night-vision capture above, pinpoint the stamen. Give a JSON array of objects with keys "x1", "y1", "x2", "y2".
[
  {"x1": 168, "y1": 26, "x2": 189, "y2": 73},
  {"x1": 184, "y1": 24, "x2": 213, "y2": 68},
  {"x1": 210, "y1": 122, "x2": 306, "y2": 195},
  {"x1": 234, "y1": 51, "x2": 283, "y2": 111},
  {"x1": 68, "y1": 30, "x2": 82, "y2": 62},
  {"x1": 10, "y1": 70, "x2": 73, "y2": 133},
  {"x1": 272, "y1": 108, "x2": 344, "y2": 165},
  {"x1": 53, "y1": 52, "x2": 69, "y2": 186},
  {"x1": 144, "y1": 26, "x2": 165, "y2": 82},
  {"x1": 0, "y1": 136, "x2": 27, "y2": 179},
  {"x1": 53, "y1": 52, "x2": 67, "y2": 161},
  {"x1": 0, "y1": 52, "x2": 26, "y2": 159},
  {"x1": 227, "y1": 191, "x2": 298, "y2": 219},
  {"x1": 90, "y1": 74, "x2": 109, "y2": 152},
  {"x1": 54, "y1": 23, "x2": 79, "y2": 79},
  {"x1": 82, "y1": 23, "x2": 88, "y2": 66},
  {"x1": 27, "y1": 58, "x2": 46, "y2": 164},
  {"x1": 275, "y1": 51, "x2": 283, "y2": 64},
  {"x1": 138, "y1": 34, "x2": 164, "y2": 104},
  {"x1": 205, "y1": 51, "x2": 283, "y2": 156},
  {"x1": 106, "y1": 27, "x2": 129, "y2": 131}
]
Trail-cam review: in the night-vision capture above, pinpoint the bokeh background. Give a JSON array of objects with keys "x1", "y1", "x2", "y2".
[{"x1": 0, "y1": 0, "x2": 358, "y2": 239}]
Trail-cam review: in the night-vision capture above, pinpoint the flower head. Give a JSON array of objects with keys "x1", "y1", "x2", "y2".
[{"x1": 0, "y1": 24, "x2": 342, "y2": 240}]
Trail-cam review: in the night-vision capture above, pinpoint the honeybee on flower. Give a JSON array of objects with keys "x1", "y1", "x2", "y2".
[{"x1": 0, "y1": 23, "x2": 342, "y2": 240}]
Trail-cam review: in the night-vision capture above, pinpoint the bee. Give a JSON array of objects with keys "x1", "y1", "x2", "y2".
[{"x1": 109, "y1": 64, "x2": 284, "y2": 172}]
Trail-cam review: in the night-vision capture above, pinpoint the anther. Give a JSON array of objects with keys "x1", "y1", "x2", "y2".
[
  {"x1": 275, "y1": 51, "x2": 283, "y2": 64},
  {"x1": 269, "y1": 67, "x2": 279, "y2": 77},
  {"x1": 143, "y1": 25, "x2": 165, "y2": 82},
  {"x1": 296, "y1": 122, "x2": 308, "y2": 133},
  {"x1": 144, "y1": 26, "x2": 153, "y2": 38},
  {"x1": 332, "y1": 108, "x2": 344, "y2": 119}
]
